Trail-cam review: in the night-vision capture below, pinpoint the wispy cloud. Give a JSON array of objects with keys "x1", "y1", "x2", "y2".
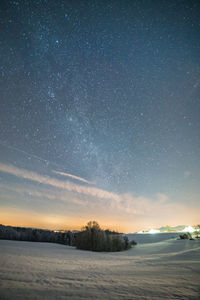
[
  {"x1": 0, "y1": 162, "x2": 120, "y2": 201},
  {"x1": 52, "y1": 170, "x2": 94, "y2": 185},
  {"x1": 0, "y1": 183, "x2": 87, "y2": 207},
  {"x1": 0, "y1": 163, "x2": 164, "y2": 215},
  {"x1": 0, "y1": 162, "x2": 198, "y2": 226}
]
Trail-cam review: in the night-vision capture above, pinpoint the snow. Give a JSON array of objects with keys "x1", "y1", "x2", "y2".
[
  {"x1": 127, "y1": 232, "x2": 181, "y2": 244},
  {"x1": 0, "y1": 237, "x2": 200, "y2": 299}
]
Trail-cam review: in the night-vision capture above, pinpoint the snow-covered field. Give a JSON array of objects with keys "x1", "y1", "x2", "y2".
[
  {"x1": 0, "y1": 237, "x2": 200, "y2": 299},
  {"x1": 127, "y1": 232, "x2": 182, "y2": 244}
]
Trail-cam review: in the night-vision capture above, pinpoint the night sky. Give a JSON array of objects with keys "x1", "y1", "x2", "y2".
[{"x1": 0, "y1": 0, "x2": 200, "y2": 232}]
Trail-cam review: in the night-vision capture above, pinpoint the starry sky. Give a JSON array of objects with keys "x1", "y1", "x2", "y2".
[{"x1": 0, "y1": 0, "x2": 200, "y2": 232}]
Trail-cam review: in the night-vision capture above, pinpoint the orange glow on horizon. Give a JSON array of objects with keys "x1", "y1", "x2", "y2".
[
  {"x1": 1, "y1": 206, "x2": 199, "y2": 233},
  {"x1": 0, "y1": 207, "x2": 130, "y2": 232}
]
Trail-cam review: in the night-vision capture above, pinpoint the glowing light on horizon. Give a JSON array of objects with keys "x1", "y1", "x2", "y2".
[
  {"x1": 182, "y1": 226, "x2": 195, "y2": 233},
  {"x1": 148, "y1": 229, "x2": 160, "y2": 234}
]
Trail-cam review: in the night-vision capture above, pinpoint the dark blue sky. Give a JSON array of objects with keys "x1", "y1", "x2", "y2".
[{"x1": 0, "y1": 0, "x2": 199, "y2": 231}]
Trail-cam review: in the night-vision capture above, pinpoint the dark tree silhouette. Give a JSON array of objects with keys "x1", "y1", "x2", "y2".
[
  {"x1": 75, "y1": 221, "x2": 133, "y2": 252},
  {"x1": 0, "y1": 224, "x2": 74, "y2": 245},
  {"x1": 0, "y1": 221, "x2": 137, "y2": 252}
]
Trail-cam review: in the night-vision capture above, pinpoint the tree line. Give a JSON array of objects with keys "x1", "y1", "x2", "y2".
[
  {"x1": 0, "y1": 221, "x2": 136, "y2": 252},
  {"x1": 0, "y1": 224, "x2": 74, "y2": 245}
]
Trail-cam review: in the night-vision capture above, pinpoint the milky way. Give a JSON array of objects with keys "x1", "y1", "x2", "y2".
[{"x1": 0, "y1": 0, "x2": 200, "y2": 231}]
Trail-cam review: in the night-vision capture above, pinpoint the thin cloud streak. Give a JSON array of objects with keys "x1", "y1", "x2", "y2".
[
  {"x1": 52, "y1": 170, "x2": 94, "y2": 185},
  {"x1": 0, "y1": 163, "x2": 165, "y2": 216},
  {"x1": 0, "y1": 183, "x2": 86, "y2": 207},
  {"x1": 0, "y1": 142, "x2": 93, "y2": 185},
  {"x1": 0, "y1": 163, "x2": 198, "y2": 224},
  {"x1": 0, "y1": 162, "x2": 120, "y2": 201}
]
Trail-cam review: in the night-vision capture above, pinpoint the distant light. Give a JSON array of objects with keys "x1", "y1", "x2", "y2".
[
  {"x1": 182, "y1": 226, "x2": 195, "y2": 233},
  {"x1": 148, "y1": 229, "x2": 160, "y2": 234}
]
